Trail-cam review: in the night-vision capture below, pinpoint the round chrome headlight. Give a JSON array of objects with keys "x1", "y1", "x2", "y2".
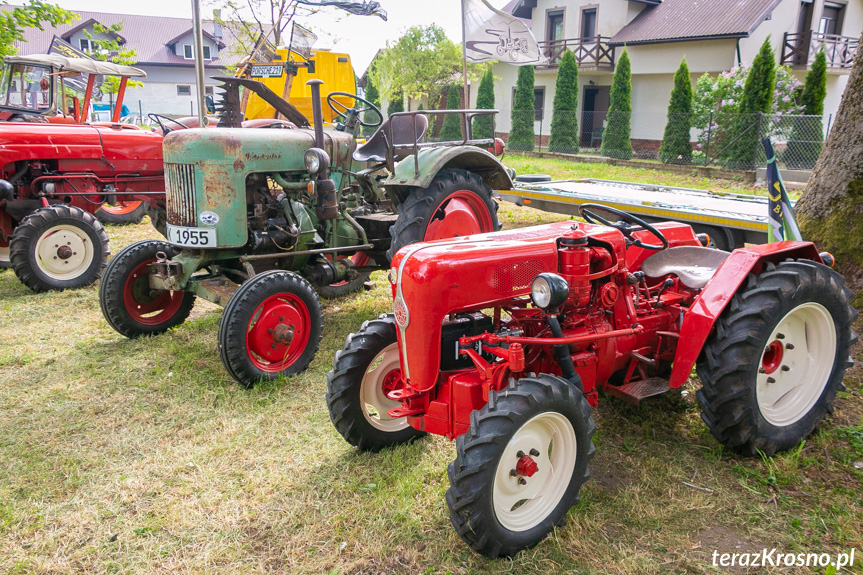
[
  {"x1": 530, "y1": 273, "x2": 570, "y2": 310},
  {"x1": 304, "y1": 148, "x2": 329, "y2": 175}
]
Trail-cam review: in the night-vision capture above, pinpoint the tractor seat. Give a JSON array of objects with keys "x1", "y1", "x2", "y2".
[
  {"x1": 640, "y1": 246, "x2": 731, "y2": 289},
  {"x1": 353, "y1": 114, "x2": 429, "y2": 163}
]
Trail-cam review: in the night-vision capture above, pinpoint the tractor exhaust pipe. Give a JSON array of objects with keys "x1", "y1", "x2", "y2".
[{"x1": 307, "y1": 79, "x2": 325, "y2": 149}]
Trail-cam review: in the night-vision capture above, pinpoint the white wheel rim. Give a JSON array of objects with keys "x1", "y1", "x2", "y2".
[
  {"x1": 493, "y1": 411, "x2": 577, "y2": 532},
  {"x1": 360, "y1": 342, "x2": 410, "y2": 432},
  {"x1": 756, "y1": 302, "x2": 837, "y2": 427},
  {"x1": 33, "y1": 224, "x2": 94, "y2": 280}
]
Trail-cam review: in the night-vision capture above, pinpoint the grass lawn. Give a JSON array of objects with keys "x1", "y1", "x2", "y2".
[{"x1": 0, "y1": 199, "x2": 860, "y2": 574}]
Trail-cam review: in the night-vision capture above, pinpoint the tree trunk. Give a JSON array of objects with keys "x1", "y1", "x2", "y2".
[{"x1": 796, "y1": 32, "x2": 863, "y2": 297}]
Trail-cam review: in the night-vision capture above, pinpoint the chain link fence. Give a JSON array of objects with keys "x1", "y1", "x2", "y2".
[{"x1": 499, "y1": 109, "x2": 833, "y2": 171}]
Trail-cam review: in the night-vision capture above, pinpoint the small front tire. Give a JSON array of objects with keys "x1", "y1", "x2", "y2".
[
  {"x1": 446, "y1": 374, "x2": 595, "y2": 558},
  {"x1": 99, "y1": 240, "x2": 196, "y2": 337},
  {"x1": 218, "y1": 271, "x2": 323, "y2": 387},
  {"x1": 327, "y1": 314, "x2": 426, "y2": 452},
  {"x1": 96, "y1": 200, "x2": 148, "y2": 225}
]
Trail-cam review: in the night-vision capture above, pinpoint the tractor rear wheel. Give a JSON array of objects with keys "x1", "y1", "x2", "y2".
[
  {"x1": 218, "y1": 270, "x2": 323, "y2": 387},
  {"x1": 446, "y1": 374, "x2": 595, "y2": 558},
  {"x1": 696, "y1": 259, "x2": 856, "y2": 457},
  {"x1": 9, "y1": 205, "x2": 109, "y2": 292},
  {"x1": 327, "y1": 314, "x2": 425, "y2": 452},
  {"x1": 99, "y1": 240, "x2": 196, "y2": 337},
  {"x1": 387, "y1": 168, "x2": 499, "y2": 263},
  {"x1": 96, "y1": 200, "x2": 148, "y2": 225}
]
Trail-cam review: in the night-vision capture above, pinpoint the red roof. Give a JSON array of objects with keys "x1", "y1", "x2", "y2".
[{"x1": 4, "y1": 6, "x2": 245, "y2": 67}]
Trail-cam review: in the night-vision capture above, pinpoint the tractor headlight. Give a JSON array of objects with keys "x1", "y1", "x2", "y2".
[
  {"x1": 304, "y1": 148, "x2": 330, "y2": 175},
  {"x1": 530, "y1": 273, "x2": 570, "y2": 311}
]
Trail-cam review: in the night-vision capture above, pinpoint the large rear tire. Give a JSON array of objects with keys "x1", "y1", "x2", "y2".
[
  {"x1": 96, "y1": 200, "x2": 148, "y2": 225},
  {"x1": 9, "y1": 205, "x2": 109, "y2": 292},
  {"x1": 387, "y1": 168, "x2": 499, "y2": 263},
  {"x1": 327, "y1": 314, "x2": 426, "y2": 452},
  {"x1": 218, "y1": 271, "x2": 323, "y2": 387},
  {"x1": 696, "y1": 259, "x2": 856, "y2": 456},
  {"x1": 99, "y1": 240, "x2": 196, "y2": 337},
  {"x1": 446, "y1": 374, "x2": 595, "y2": 558}
]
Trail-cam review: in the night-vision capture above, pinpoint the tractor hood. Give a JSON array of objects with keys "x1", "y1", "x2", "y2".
[
  {"x1": 163, "y1": 127, "x2": 355, "y2": 170},
  {"x1": 0, "y1": 122, "x2": 103, "y2": 165},
  {"x1": 390, "y1": 220, "x2": 613, "y2": 393}
]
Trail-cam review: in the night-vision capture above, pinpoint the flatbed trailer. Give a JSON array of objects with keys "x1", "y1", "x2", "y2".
[{"x1": 500, "y1": 178, "x2": 779, "y2": 251}]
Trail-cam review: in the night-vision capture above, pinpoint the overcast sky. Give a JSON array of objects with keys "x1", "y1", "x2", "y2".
[{"x1": 56, "y1": 0, "x2": 510, "y2": 73}]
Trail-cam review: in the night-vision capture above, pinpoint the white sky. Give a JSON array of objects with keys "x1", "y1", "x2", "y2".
[{"x1": 55, "y1": 0, "x2": 511, "y2": 73}]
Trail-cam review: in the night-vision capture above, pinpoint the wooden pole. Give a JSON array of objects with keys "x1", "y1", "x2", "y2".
[
  {"x1": 461, "y1": 0, "x2": 470, "y2": 107},
  {"x1": 191, "y1": 0, "x2": 208, "y2": 126}
]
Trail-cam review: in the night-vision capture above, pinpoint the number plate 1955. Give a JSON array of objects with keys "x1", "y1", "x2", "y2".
[{"x1": 166, "y1": 224, "x2": 217, "y2": 247}]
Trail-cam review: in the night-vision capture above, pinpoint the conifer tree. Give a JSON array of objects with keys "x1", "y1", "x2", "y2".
[
  {"x1": 723, "y1": 38, "x2": 775, "y2": 168},
  {"x1": 473, "y1": 66, "x2": 495, "y2": 140},
  {"x1": 601, "y1": 48, "x2": 633, "y2": 160},
  {"x1": 509, "y1": 65, "x2": 535, "y2": 151},
  {"x1": 658, "y1": 58, "x2": 694, "y2": 164},
  {"x1": 788, "y1": 48, "x2": 827, "y2": 168},
  {"x1": 548, "y1": 49, "x2": 579, "y2": 154}
]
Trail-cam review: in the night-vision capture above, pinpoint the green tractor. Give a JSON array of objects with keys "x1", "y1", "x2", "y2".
[{"x1": 99, "y1": 77, "x2": 512, "y2": 386}]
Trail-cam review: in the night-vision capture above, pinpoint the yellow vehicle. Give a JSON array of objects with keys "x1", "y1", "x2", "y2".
[{"x1": 244, "y1": 48, "x2": 356, "y2": 124}]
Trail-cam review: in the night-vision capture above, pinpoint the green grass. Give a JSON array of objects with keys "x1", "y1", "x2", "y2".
[{"x1": 0, "y1": 203, "x2": 861, "y2": 574}]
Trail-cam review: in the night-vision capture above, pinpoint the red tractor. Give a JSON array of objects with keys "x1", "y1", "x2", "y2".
[
  {"x1": 0, "y1": 54, "x2": 166, "y2": 291},
  {"x1": 327, "y1": 204, "x2": 856, "y2": 557}
]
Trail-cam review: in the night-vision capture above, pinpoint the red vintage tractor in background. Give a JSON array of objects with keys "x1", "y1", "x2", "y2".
[
  {"x1": 327, "y1": 204, "x2": 856, "y2": 557},
  {"x1": 0, "y1": 54, "x2": 166, "y2": 291}
]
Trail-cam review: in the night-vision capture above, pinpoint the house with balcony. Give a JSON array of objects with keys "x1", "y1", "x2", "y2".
[{"x1": 486, "y1": 0, "x2": 861, "y2": 152}]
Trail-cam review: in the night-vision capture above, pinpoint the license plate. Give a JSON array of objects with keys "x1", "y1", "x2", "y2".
[
  {"x1": 251, "y1": 64, "x2": 284, "y2": 78},
  {"x1": 166, "y1": 224, "x2": 217, "y2": 247}
]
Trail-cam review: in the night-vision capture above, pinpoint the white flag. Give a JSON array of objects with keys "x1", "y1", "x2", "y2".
[
  {"x1": 289, "y1": 22, "x2": 318, "y2": 61},
  {"x1": 464, "y1": 0, "x2": 548, "y2": 65}
]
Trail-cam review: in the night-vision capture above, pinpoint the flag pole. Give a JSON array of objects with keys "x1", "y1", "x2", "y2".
[
  {"x1": 461, "y1": 0, "x2": 470, "y2": 107},
  {"x1": 191, "y1": 0, "x2": 208, "y2": 126}
]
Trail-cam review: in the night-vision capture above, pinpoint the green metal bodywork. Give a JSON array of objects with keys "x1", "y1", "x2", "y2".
[
  {"x1": 162, "y1": 127, "x2": 355, "y2": 249},
  {"x1": 384, "y1": 146, "x2": 514, "y2": 190}
]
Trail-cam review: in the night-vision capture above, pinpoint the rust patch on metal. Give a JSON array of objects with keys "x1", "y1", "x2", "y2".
[{"x1": 233, "y1": 158, "x2": 246, "y2": 172}]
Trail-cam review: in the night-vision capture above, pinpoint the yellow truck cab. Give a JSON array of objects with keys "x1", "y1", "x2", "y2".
[{"x1": 244, "y1": 48, "x2": 356, "y2": 124}]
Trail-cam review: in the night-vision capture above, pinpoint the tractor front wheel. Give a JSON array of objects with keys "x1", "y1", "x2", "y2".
[
  {"x1": 218, "y1": 271, "x2": 323, "y2": 387},
  {"x1": 9, "y1": 205, "x2": 109, "y2": 292},
  {"x1": 697, "y1": 259, "x2": 856, "y2": 456},
  {"x1": 96, "y1": 200, "x2": 148, "y2": 225},
  {"x1": 387, "y1": 168, "x2": 499, "y2": 263},
  {"x1": 327, "y1": 314, "x2": 425, "y2": 451},
  {"x1": 99, "y1": 240, "x2": 196, "y2": 337},
  {"x1": 446, "y1": 374, "x2": 595, "y2": 558}
]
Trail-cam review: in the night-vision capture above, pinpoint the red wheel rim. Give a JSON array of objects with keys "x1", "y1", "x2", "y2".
[
  {"x1": 761, "y1": 340, "x2": 784, "y2": 375},
  {"x1": 424, "y1": 191, "x2": 494, "y2": 241},
  {"x1": 102, "y1": 200, "x2": 143, "y2": 215},
  {"x1": 122, "y1": 259, "x2": 186, "y2": 325},
  {"x1": 245, "y1": 293, "x2": 312, "y2": 372}
]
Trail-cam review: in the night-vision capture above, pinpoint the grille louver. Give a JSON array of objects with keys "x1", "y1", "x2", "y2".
[{"x1": 165, "y1": 163, "x2": 197, "y2": 226}]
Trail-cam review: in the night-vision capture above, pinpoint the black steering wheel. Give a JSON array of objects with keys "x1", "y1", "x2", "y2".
[
  {"x1": 149, "y1": 113, "x2": 189, "y2": 135},
  {"x1": 578, "y1": 203, "x2": 669, "y2": 251},
  {"x1": 326, "y1": 92, "x2": 383, "y2": 128}
]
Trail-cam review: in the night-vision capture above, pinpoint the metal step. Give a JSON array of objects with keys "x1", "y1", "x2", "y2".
[{"x1": 604, "y1": 378, "x2": 671, "y2": 406}]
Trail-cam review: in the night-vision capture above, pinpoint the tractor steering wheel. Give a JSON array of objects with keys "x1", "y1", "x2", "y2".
[
  {"x1": 579, "y1": 203, "x2": 669, "y2": 251},
  {"x1": 326, "y1": 92, "x2": 383, "y2": 128},
  {"x1": 149, "y1": 113, "x2": 189, "y2": 135}
]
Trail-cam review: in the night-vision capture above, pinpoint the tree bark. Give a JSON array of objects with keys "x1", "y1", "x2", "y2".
[{"x1": 796, "y1": 32, "x2": 863, "y2": 296}]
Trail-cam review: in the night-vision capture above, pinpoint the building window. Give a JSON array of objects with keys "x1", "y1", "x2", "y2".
[
  {"x1": 534, "y1": 88, "x2": 545, "y2": 121},
  {"x1": 177, "y1": 85, "x2": 192, "y2": 96},
  {"x1": 819, "y1": 2, "x2": 845, "y2": 35},
  {"x1": 581, "y1": 7, "x2": 597, "y2": 40},
  {"x1": 202, "y1": 45, "x2": 212, "y2": 60},
  {"x1": 205, "y1": 86, "x2": 214, "y2": 96},
  {"x1": 547, "y1": 11, "x2": 564, "y2": 44},
  {"x1": 183, "y1": 44, "x2": 193, "y2": 59},
  {"x1": 79, "y1": 38, "x2": 93, "y2": 52}
]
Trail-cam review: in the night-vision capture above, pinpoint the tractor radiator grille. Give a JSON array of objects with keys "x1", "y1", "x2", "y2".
[
  {"x1": 492, "y1": 260, "x2": 544, "y2": 293},
  {"x1": 165, "y1": 163, "x2": 197, "y2": 226}
]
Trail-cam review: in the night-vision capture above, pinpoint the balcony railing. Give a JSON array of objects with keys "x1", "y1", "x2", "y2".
[
  {"x1": 781, "y1": 31, "x2": 858, "y2": 70},
  {"x1": 537, "y1": 36, "x2": 615, "y2": 70}
]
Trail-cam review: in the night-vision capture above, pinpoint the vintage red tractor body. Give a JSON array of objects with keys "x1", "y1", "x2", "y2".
[
  {"x1": 0, "y1": 54, "x2": 166, "y2": 290},
  {"x1": 328, "y1": 204, "x2": 855, "y2": 557}
]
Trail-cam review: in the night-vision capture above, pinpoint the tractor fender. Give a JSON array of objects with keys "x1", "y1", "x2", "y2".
[
  {"x1": 668, "y1": 241, "x2": 823, "y2": 389},
  {"x1": 384, "y1": 146, "x2": 514, "y2": 191}
]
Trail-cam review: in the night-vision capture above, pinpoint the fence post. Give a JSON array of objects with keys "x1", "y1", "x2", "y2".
[
  {"x1": 138, "y1": 100, "x2": 143, "y2": 122},
  {"x1": 538, "y1": 111, "x2": 544, "y2": 153},
  {"x1": 754, "y1": 112, "x2": 763, "y2": 169},
  {"x1": 826, "y1": 113, "x2": 833, "y2": 138},
  {"x1": 703, "y1": 111, "x2": 713, "y2": 166}
]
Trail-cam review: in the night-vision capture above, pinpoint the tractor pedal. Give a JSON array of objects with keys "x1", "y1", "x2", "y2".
[
  {"x1": 386, "y1": 387, "x2": 422, "y2": 401},
  {"x1": 388, "y1": 406, "x2": 424, "y2": 418},
  {"x1": 605, "y1": 377, "x2": 670, "y2": 406}
]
